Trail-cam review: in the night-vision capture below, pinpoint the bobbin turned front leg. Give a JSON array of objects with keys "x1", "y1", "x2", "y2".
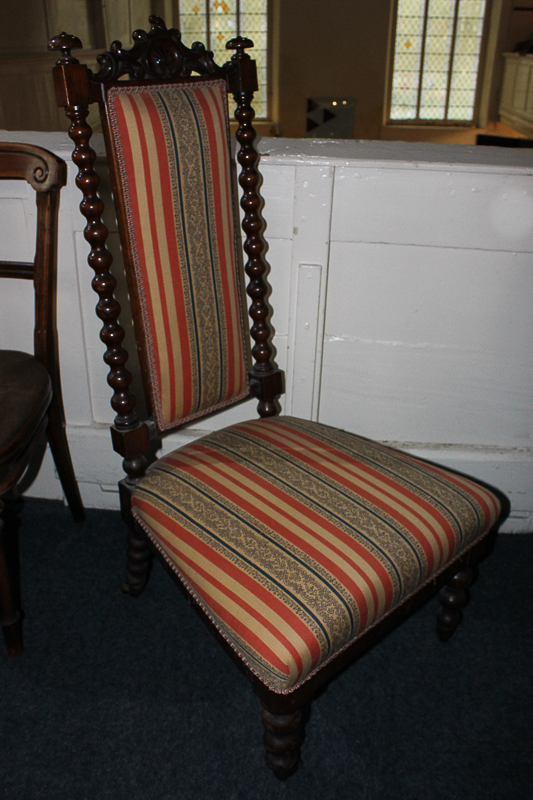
[
  {"x1": 261, "y1": 701, "x2": 310, "y2": 780},
  {"x1": 120, "y1": 523, "x2": 153, "y2": 597},
  {"x1": 436, "y1": 565, "x2": 473, "y2": 642}
]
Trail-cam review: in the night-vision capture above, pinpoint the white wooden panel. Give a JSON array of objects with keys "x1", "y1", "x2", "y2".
[
  {"x1": 74, "y1": 231, "x2": 116, "y2": 425},
  {"x1": 54, "y1": 161, "x2": 94, "y2": 425},
  {"x1": 286, "y1": 165, "x2": 334, "y2": 415},
  {"x1": 290, "y1": 264, "x2": 323, "y2": 419},
  {"x1": 331, "y1": 166, "x2": 533, "y2": 252},
  {"x1": 320, "y1": 337, "x2": 532, "y2": 446},
  {"x1": 324, "y1": 242, "x2": 533, "y2": 354},
  {"x1": 264, "y1": 237, "x2": 291, "y2": 337},
  {"x1": 260, "y1": 164, "x2": 295, "y2": 240},
  {"x1": 0, "y1": 279, "x2": 34, "y2": 354},
  {"x1": 0, "y1": 194, "x2": 34, "y2": 261},
  {"x1": 0, "y1": 185, "x2": 36, "y2": 353},
  {"x1": 320, "y1": 242, "x2": 533, "y2": 447}
]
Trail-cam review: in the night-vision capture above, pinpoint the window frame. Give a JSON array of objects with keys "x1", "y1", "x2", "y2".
[{"x1": 385, "y1": 0, "x2": 493, "y2": 128}]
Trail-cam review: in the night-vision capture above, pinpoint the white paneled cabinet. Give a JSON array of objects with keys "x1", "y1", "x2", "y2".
[{"x1": 0, "y1": 132, "x2": 531, "y2": 531}]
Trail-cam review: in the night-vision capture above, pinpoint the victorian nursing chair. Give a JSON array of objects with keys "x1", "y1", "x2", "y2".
[
  {"x1": 0, "y1": 142, "x2": 84, "y2": 658},
  {"x1": 49, "y1": 18, "x2": 505, "y2": 779}
]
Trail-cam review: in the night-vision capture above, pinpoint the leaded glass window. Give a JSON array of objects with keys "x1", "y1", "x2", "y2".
[
  {"x1": 390, "y1": 0, "x2": 487, "y2": 122},
  {"x1": 179, "y1": 1, "x2": 268, "y2": 118}
]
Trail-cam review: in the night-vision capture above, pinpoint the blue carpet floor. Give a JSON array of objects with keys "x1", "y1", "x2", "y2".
[{"x1": 1, "y1": 498, "x2": 532, "y2": 800}]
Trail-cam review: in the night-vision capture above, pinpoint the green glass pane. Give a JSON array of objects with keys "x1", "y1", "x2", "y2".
[
  {"x1": 398, "y1": 18, "x2": 422, "y2": 35},
  {"x1": 399, "y1": 0, "x2": 425, "y2": 14},
  {"x1": 448, "y1": 0, "x2": 485, "y2": 119},
  {"x1": 240, "y1": 0, "x2": 267, "y2": 117},
  {"x1": 391, "y1": 0, "x2": 486, "y2": 121},
  {"x1": 395, "y1": 53, "x2": 420, "y2": 71},
  {"x1": 431, "y1": 0, "x2": 453, "y2": 17},
  {"x1": 180, "y1": 0, "x2": 207, "y2": 44},
  {"x1": 178, "y1": 0, "x2": 268, "y2": 118},
  {"x1": 391, "y1": 105, "x2": 418, "y2": 119},
  {"x1": 210, "y1": 0, "x2": 236, "y2": 64},
  {"x1": 390, "y1": 0, "x2": 425, "y2": 118}
]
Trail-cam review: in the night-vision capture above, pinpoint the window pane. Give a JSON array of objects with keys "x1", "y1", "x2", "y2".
[
  {"x1": 390, "y1": 0, "x2": 426, "y2": 119},
  {"x1": 448, "y1": 0, "x2": 486, "y2": 120},
  {"x1": 390, "y1": 0, "x2": 486, "y2": 122},
  {"x1": 179, "y1": 1, "x2": 268, "y2": 118},
  {"x1": 239, "y1": 0, "x2": 268, "y2": 117},
  {"x1": 180, "y1": 0, "x2": 207, "y2": 44},
  {"x1": 419, "y1": 0, "x2": 454, "y2": 119}
]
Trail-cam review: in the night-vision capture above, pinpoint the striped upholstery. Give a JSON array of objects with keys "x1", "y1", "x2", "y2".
[
  {"x1": 132, "y1": 416, "x2": 501, "y2": 693},
  {"x1": 106, "y1": 79, "x2": 250, "y2": 431}
]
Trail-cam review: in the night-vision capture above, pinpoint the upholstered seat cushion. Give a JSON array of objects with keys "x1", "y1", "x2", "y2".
[
  {"x1": 132, "y1": 416, "x2": 501, "y2": 693},
  {"x1": 0, "y1": 350, "x2": 51, "y2": 464}
]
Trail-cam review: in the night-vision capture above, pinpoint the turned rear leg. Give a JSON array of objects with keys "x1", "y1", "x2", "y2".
[
  {"x1": 436, "y1": 565, "x2": 473, "y2": 643},
  {"x1": 46, "y1": 398, "x2": 84, "y2": 523}
]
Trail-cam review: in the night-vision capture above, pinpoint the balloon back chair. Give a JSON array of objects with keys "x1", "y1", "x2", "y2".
[
  {"x1": 49, "y1": 18, "x2": 506, "y2": 779},
  {"x1": 0, "y1": 142, "x2": 84, "y2": 658}
]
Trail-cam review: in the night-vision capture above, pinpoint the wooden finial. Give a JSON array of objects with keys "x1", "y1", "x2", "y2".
[
  {"x1": 226, "y1": 36, "x2": 254, "y2": 59},
  {"x1": 47, "y1": 32, "x2": 83, "y2": 66}
]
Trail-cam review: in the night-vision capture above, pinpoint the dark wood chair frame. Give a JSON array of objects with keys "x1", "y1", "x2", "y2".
[
  {"x1": 48, "y1": 17, "x2": 507, "y2": 779},
  {"x1": 0, "y1": 142, "x2": 84, "y2": 658}
]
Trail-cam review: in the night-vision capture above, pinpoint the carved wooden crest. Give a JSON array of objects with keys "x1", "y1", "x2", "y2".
[{"x1": 91, "y1": 15, "x2": 234, "y2": 82}]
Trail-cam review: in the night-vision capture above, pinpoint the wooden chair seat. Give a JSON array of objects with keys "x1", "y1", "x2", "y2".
[
  {"x1": 132, "y1": 416, "x2": 501, "y2": 693},
  {"x1": 0, "y1": 351, "x2": 52, "y2": 470}
]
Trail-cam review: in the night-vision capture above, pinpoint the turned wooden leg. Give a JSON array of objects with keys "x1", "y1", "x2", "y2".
[
  {"x1": 47, "y1": 399, "x2": 84, "y2": 523},
  {"x1": 261, "y1": 702, "x2": 309, "y2": 780},
  {"x1": 0, "y1": 500, "x2": 23, "y2": 657},
  {"x1": 436, "y1": 565, "x2": 473, "y2": 643},
  {"x1": 120, "y1": 522, "x2": 153, "y2": 597}
]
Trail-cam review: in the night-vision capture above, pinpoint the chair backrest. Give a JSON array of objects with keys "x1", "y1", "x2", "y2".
[
  {"x1": 103, "y1": 77, "x2": 250, "y2": 432},
  {"x1": 0, "y1": 142, "x2": 67, "y2": 376},
  {"x1": 49, "y1": 18, "x2": 283, "y2": 476}
]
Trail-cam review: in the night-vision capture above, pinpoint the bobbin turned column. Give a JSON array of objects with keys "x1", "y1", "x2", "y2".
[
  {"x1": 228, "y1": 37, "x2": 283, "y2": 418},
  {"x1": 49, "y1": 33, "x2": 153, "y2": 594}
]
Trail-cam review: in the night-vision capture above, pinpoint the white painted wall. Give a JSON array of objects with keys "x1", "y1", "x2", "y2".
[{"x1": 1, "y1": 132, "x2": 531, "y2": 531}]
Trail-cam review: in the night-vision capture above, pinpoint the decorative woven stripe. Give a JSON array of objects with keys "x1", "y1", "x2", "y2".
[
  {"x1": 132, "y1": 416, "x2": 501, "y2": 692},
  {"x1": 106, "y1": 79, "x2": 249, "y2": 430}
]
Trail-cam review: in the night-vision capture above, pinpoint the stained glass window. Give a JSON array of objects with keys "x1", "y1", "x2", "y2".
[
  {"x1": 179, "y1": 1, "x2": 268, "y2": 118},
  {"x1": 390, "y1": 0, "x2": 487, "y2": 122}
]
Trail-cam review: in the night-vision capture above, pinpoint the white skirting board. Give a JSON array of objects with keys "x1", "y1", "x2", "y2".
[{"x1": 26, "y1": 427, "x2": 533, "y2": 533}]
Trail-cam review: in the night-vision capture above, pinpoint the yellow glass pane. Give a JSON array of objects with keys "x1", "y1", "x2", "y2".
[
  {"x1": 390, "y1": 0, "x2": 425, "y2": 119},
  {"x1": 178, "y1": 0, "x2": 268, "y2": 118},
  {"x1": 391, "y1": 0, "x2": 486, "y2": 121},
  {"x1": 239, "y1": 0, "x2": 268, "y2": 117}
]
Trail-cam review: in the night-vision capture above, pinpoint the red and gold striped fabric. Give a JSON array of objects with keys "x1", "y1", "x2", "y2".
[
  {"x1": 131, "y1": 416, "x2": 501, "y2": 693},
  {"x1": 105, "y1": 78, "x2": 249, "y2": 431}
]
